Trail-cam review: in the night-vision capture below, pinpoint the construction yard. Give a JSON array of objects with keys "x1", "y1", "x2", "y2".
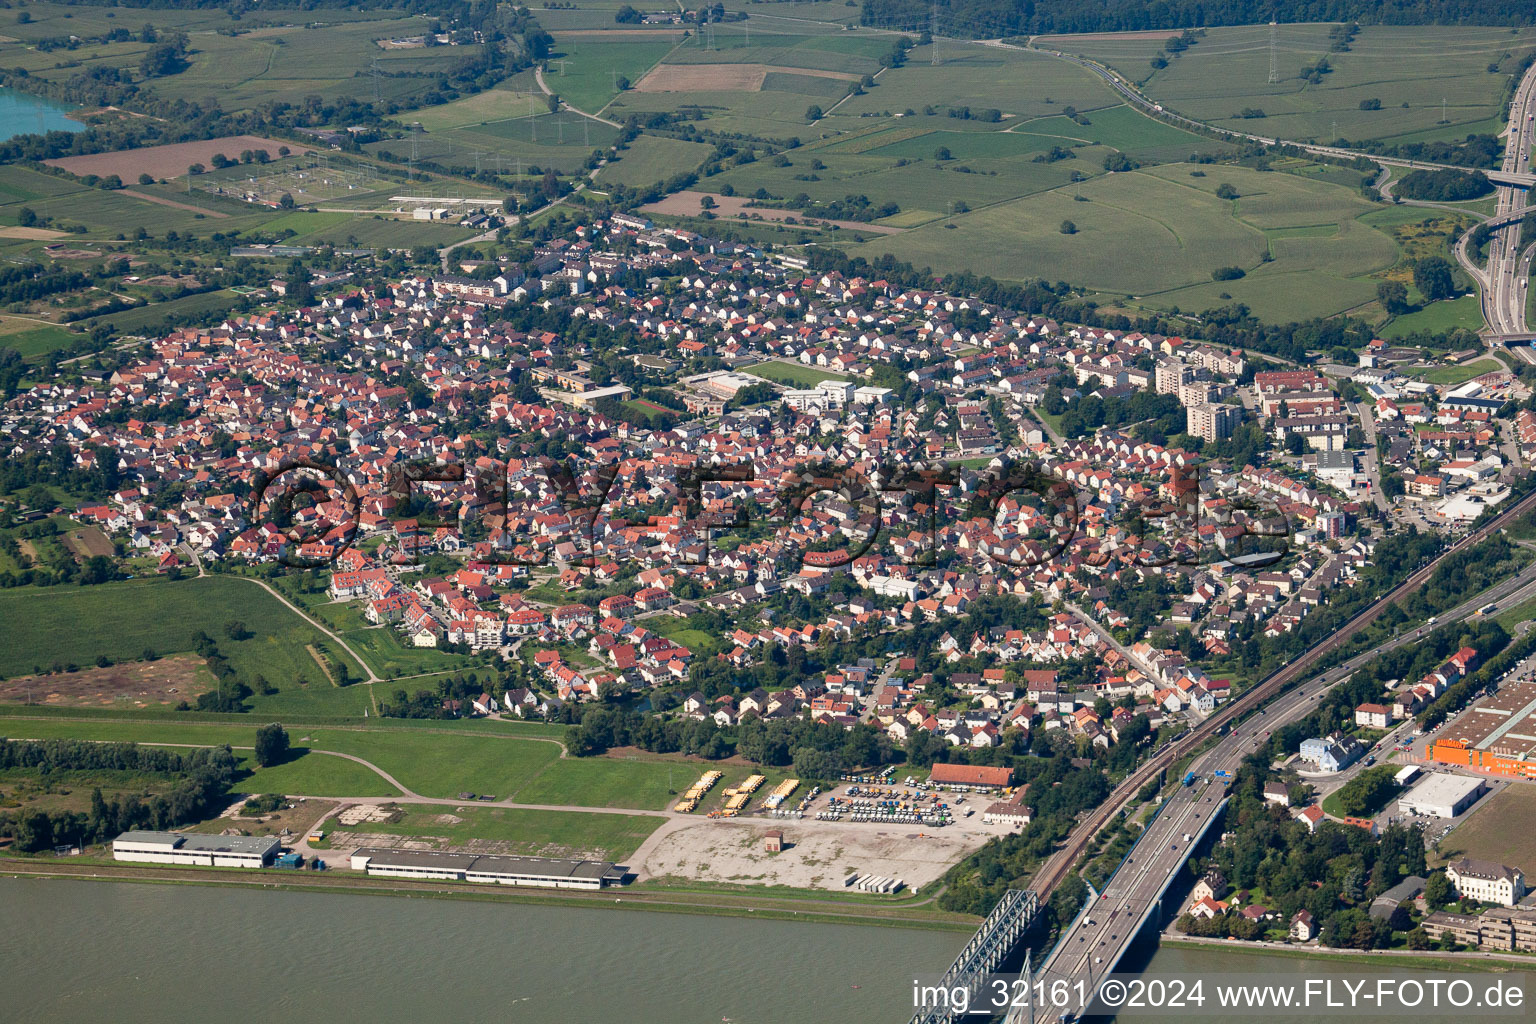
[{"x1": 634, "y1": 815, "x2": 1003, "y2": 892}]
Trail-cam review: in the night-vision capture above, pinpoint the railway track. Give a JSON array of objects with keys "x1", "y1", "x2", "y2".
[{"x1": 1027, "y1": 484, "x2": 1536, "y2": 899}]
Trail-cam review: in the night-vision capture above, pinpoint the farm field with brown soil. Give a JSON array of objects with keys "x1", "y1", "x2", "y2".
[
  {"x1": 633, "y1": 62, "x2": 855, "y2": 92},
  {"x1": 0, "y1": 653, "x2": 211, "y2": 708},
  {"x1": 46, "y1": 136, "x2": 310, "y2": 180}
]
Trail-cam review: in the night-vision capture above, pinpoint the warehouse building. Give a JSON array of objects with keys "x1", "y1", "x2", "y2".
[
  {"x1": 1429, "y1": 682, "x2": 1536, "y2": 780},
  {"x1": 349, "y1": 847, "x2": 623, "y2": 890},
  {"x1": 1397, "y1": 772, "x2": 1486, "y2": 818},
  {"x1": 112, "y1": 830, "x2": 280, "y2": 868}
]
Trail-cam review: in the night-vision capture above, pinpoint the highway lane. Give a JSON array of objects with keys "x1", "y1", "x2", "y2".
[
  {"x1": 1480, "y1": 62, "x2": 1536, "y2": 336},
  {"x1": 1025, "y1": 537, "x2": 1536, "y2": 1023}
]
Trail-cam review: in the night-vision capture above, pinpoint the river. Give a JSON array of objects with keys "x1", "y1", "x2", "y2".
[
  {"x1": 0, "y1": 877, "x2": 965, "y2": 1023},
  {"x1": 0, "y1": 87, "x2": 83, "y2": 140}
]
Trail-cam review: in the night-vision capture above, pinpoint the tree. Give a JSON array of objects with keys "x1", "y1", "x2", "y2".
[
  {"x1": 138, "y1": 173, "x2": 155, "y2": 186},
  {"x1": 934, "y1": 146, "x2": 951, "y2": 160},
  {"x1": 1424, "y1": 871, "x2": 1453, "y2": 910},
  {"x1": 1215, "y1": 183, "x2": 1240, "y2": 199},
  {"x1": 615, "y1": 4, "x2": 642, "y2": 23},
  {"x1": 805, "y1": 105, "x2": 823, "y2": 122},
  {"x1": 1059, "y1": 219, "x2": 1077, "y2": 234},
  {"x1": 254, "y1": 723, "x2": 290, "y2": 767},
  {"x1": 224, "y1": 620, "x2": 249, "y2": 641},
  {"x1": 278, "y1": 192, "x2": 296, "y2": 210},
  {"x1": 1285, "y1": 433, "x2": 1306, "y2": 456},
  {"x1": 1414, "y1": 257, "x2": 1456, "y2": 302},
  {"x1": 1376, "y1": 279, "x2": 1411, "y2": 315}
]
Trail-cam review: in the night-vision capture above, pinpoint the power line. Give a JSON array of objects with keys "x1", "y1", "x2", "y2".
[
  {"x1": 931, "y1": 3, "x2": 941, "y2": 66},
  {"x1": 1268, "y1": 21, "x2": 1278, "y2": 84}
]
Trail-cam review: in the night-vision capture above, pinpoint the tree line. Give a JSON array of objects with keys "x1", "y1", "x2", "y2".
[
  {"x1": 0, "y1": 738, "x2": 238, "y2": 853},
  {"x1": 861, "y1": 0, "x2": 1535, "y2": 38}
]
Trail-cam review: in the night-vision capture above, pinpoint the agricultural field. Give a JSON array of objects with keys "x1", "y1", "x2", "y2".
[
  {"x1": 46, "y1": 136, "x2": 308, "y2": 181},
  {"x1": 1038, "y1": 24, "x2": 1536, "y2": 147},
  {"x1": 0, "y1": 576, "x2": 364, "y2": 690},
  {"x1": 0, "y1": 7, "x2": 446, "y2": 111},
  {"x1": 75, "y1": 290, "x2": 248, "y2": 335},
  {"x1": 371, "y1": 110, "x2": 619, "y2": 175},
  {"x1": 0, "y1": 316, "x2": 76, "y2": 362},
  {"x1": 546, "y1": 35, "x2": 681, "y2": 114},
  {"x1": 848, "y1": 162, "x2": 1399, "y2": 320},
  {"x1": 599, "y1": 135, "x2": 715, "y2": 188}
]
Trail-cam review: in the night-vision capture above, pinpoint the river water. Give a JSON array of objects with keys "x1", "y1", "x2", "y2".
[
  {"x1": 0, "y1": 87, "x2": 82, "y2": 140},
  {"x1": 0, "y1": 877, "x2": 965, "y2": 1023}
]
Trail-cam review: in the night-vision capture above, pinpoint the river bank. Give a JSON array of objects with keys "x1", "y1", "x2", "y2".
[{"x1": 0, "y1": 855, "x2": 979, "y2": 932}]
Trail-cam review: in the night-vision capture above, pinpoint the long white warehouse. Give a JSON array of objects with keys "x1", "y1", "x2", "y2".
[
  {"x1": 349, "y1": 847, "x2": 623, "y2": 889},
  {"x1": 112, "y1": 830, "x2": 280, "y2": 868}
]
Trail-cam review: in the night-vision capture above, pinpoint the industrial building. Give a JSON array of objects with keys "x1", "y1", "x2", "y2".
[
  {"x1": 1428, "y1": 682, "x2": 1536, "y2": 779},
  {"x1": 112, "y1": 830, "x2": 280, "y2": 868},
  {"x1": 349, "y1": 847, "x2": 623, "y2": 889},
  {"x1": 1396, "y1": 772, "x2": 1486, "y2": 818}
]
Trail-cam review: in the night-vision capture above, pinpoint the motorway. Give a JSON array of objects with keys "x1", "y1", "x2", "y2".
[
  {"x1": 1025, "y1": 530, "x2": 1536, "y2": 1022},
  {"x1": 1478, "y1": 64, "x2": 1536, "y2": 337}
]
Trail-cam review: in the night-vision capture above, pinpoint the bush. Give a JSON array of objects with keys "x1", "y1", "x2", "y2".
[
  {"x1": 1215, "y1": 183, "x2": 1239, "y2": 200},
  {"x1": 1212, "y1": 266, "x2": 1246, "y2": 281},
  {"x1": 1059, "y1": 219, "x2": 1077, "y2": 234}
]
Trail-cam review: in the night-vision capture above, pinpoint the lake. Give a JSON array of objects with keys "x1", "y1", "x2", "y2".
[
  {"x1": 0, "y1": 87, "x2": 84, "y2": 141},
  {"x1": 0, "y1": 877, "x2": 966, "y2": 1023}
]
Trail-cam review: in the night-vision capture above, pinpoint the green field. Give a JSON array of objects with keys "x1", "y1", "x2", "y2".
[
  {"x1": 547, "y1": 36, "x2": 679, "y2": 114},
  {"x1": 600, "y1": 135, "x2": 715, "y2": 188},
  {"x1": 235, "y1": 748, "x2": 401, "y2": 797},
  {"x1": 0, "y1": 319, "x2": 77, "y2": 362},
  {"x1": 76, "y1": 289, "x2": 246, "y2": 335},
  {"x1": 0, "y1": 711, "x2": 706, "y2": 810},
  {"x1": 849, "y1": 161, "x2": 1396, "y2": 320},
  {"x1": 511, "y1": 754, "x2": 700, "y2": 810},
  {"x1": 0, "y1": 576, "x2": 363, "y2": 687},
  {"x1": 743, "y1": 360, "x2": 852, "y2": 386},
  {"x1": 328, "y1": 803, "x2": 662, "y2": 861},
  {"x1": 1381, "y1": 294, "x2": 1485, "y2": 339},
  {"x1": 1039, "y1": 24, "x2": 1536, "y2": 147}
]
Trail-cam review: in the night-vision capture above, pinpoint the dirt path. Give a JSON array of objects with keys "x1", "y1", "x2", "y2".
[{"x1": 120, "y1": 190, "x2": 230, "y2": 218}]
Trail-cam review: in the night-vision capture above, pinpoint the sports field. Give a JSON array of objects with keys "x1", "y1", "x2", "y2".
[
  {"x1": 1038, "y1": 24, "x2": 1536, "y2": 147},
  {"x1": 744, "y1": 360, "x2": 853, "y2": 386}
]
